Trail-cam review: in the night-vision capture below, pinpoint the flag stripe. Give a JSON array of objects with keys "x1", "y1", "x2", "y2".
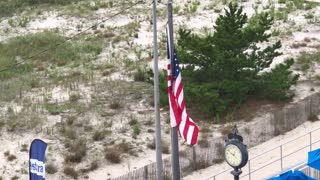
[{"x1": 187, "y1": 126, "x2": 195, "y2": 145}]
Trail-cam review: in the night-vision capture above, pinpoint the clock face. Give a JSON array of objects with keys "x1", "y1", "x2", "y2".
[{"x1": 225, "y1": 144, "x2": 242, "y2": 167}]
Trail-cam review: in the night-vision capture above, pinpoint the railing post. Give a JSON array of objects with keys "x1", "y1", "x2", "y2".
[
  {"x1": 214, "y1": 175, "x2": 215, "y2": 180},
  {"x1": 249, "y1": 160, "x2": 251, "y2": 180},
  {"x1": 280, "y1": 145, "x2": 283, "y2": 170},
  {"x1": 144, "y1": 166, "x2": 148, "y2": 180},
  {"x1": 310, "y1": 132, "x2": 312, "y2": 151}
]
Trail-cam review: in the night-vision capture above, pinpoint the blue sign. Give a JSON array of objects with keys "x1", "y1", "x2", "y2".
[{"x1": 29, "y1": 139, "x2": 47, "y2": 180}]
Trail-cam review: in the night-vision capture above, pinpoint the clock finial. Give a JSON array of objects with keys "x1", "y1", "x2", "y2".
[{"x1": 231, "y1": 125, "x2": 239, "y2": 135}]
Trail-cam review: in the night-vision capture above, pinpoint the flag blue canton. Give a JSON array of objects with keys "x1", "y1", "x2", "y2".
[{"x1": 173, "y1": 51, "x2": 180, "y2": 79}]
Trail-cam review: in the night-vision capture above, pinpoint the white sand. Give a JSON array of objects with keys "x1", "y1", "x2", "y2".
[{"x1": 0, "y1": 0, "x2": 319, "y2": 179}]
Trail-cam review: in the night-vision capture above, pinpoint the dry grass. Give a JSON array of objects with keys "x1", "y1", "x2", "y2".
[
  {"x1": 291, "y1": 42, "x2": 307, "y2": 49},
  {"x1": 244, "y1": 127, "x2": 251, "y2": 134},
  {"x1": 195, "y1": 157, "x2": 210, "y2": 170},
  {"x1": 147, "y1": 139, "x2": 156, "y2": 150},
  {"x1": 105, "y1": 142, "x2": 132, "y2": 163},
  {"x1": 64, "y1": 139, "x2": 87, "y2": 163},
  {"x1": 220, "y1": 125, "x2": 232, "y2": 135},
  {"x1": 92, "y1": 130, "x2": 106, "y2": 141},
  {"x1": 109, "y1": 100, "x2": 122, "y2": 109},
  {"x1": 81, "y1": 160, "x2": 99, "y2": 173},
  {"x1": 198, "y1": 139, "x2": 209, "y2": 148},
  {"x1": 308, "y1": 113, "x2": 319, "y2": 122},
  {"x1": 304, "y1": 37, "x2": 311, "y2": 43},
  {"x1": 7, "y1": 154, "x2": 16, "y2": 161},
  {"x1": 201, "y1": 127, "x2": 211, "y2": 133},
  {"x1": 4, "y1": 151, "x2": 10, "y2": 156},
  {"x1": 63, "y1": 166, "x2": 78, "y2": 179},
  {"x1": 212, "y1": 142, "x2": 225, "y2": 164},
  {"x1": 162, "y1": 143, "x2": 170, "y2": 154},
  {"x1": 46, "y1": 163, "x2": 58, "y2": 174},
  {"x1": 198, "y1": 133, "x2": 210, "y2": 148},
  {"x1": 20, "y1": 144, "x2": 28, "y2": 152},
  {"x1": 105, "y1": 147, "x2": 121, "y2": 163}
]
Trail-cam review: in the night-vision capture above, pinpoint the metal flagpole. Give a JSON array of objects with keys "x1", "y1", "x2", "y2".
[
  {"x1": 167, "y1": 0, "x2": 181, "y2": 179},
  {"x1": 152, "y1": 0, "x2": 163, "y2": 179}
]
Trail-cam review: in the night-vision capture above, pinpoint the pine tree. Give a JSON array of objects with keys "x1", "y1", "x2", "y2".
[{"x1": 175, "y1": 3, "x2": 299, "y2": 119}]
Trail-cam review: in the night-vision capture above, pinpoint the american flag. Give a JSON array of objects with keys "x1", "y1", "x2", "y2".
[{"x1": 166, "y1": 25, "x2": 199, "y2": 145}]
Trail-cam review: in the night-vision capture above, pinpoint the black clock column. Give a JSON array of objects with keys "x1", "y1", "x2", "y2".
[
  {"x1": 224, "y1": 125, "x2": 248, "y2": 180},
  {"x1": 231, "y1": 168, "x2": 242, "y2": 180}
]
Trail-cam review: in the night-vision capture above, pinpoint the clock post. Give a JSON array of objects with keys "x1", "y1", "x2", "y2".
[{"x1": 224, "y1": 125, "x2": 248, "y2": 180}]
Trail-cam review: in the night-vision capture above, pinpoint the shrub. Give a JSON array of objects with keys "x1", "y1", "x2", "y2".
[
  {"x1": 308, "y1": 113, "x2": 319, "y2": 122},
  {"x1": 291, "y1": 42, "x2": 307, "y2": 48},
  {"x1": 296, "y1": 51, "x2": 320, "y2": 72},
  {"x1": 132, "y1": 124, "x2": 141, "y2": 138},
  {"x1": 89, "y1": 161, "x2": 99, "y2": 171},
  {"x1": 46, "y1": 163, "x2": 58, "y2": 174},
  {"x1": 69, "y1": 93, "x2": 81, "y2": 102},
  {"x1": 147, "y1": 139, "x2": 156, "y2": 150},
  {"x1": 109, "y1": 100, "x2": 122, "y2": 109},
  {"x1": 4, "y1": 151, "x2": 10, "y2": 156},
  {"x1": 129, "y1": 118, "x2": 138, "y2": 126},
  {"x1": 63, "y1": 166, "x2": 78, "y2": 179},
  {"x1": 304, "y1": 12, "x2": 314, "y2": 19},
  {"x1": 7, "y1": 155, "x2": 16, "y2": 161},
  {"x1": 20, "y1": 144, "x2": 28, "y2": 152},
  {"x1": 105, "y1": 142, "x2": 132, "y2": 163},
  {"x1": 244, "y1": 127, "x2": 251, "y2": 134},
  {"x1": 45, "y1": 104, "x2": 65, "y2": 115},
  {"x1": 11, "y1": 176, "x2": 19, "y2": 180},
  {"x1": 162, "y1": 142, "x2": 170, "y2": 154},
  {"x1": 61, "y1": 128, "x2": 77, "y2": 140},
  {"x1": 92, "y1": 130, "x2": 105, "y2": 141},
  {"x1": 105, "y1": 147, "x2": 121, "y2": 163},
  {"x1": 133, "y1": 67, "x2": 153, "y2": 82},
  {"x1": 64, "y1": 139, "x2": 87, "y2": 163},
  {"x1": 64, "y1": 153, "x2": 83, "y2": 163}
]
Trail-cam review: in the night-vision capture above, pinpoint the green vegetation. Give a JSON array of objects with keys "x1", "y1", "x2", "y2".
[
  {"x1": 133, "y1": 67, "x2": 153, "y2": 82},
  {"x1": 0, "y1": 0, "x2": 131, "y2": 18},
  {"x1": 132, "y1": 124, "x2": 141, "y2": 139},
  {"x1": 304, "y1": 12, "x2": 314, "y2": 19},
  {"x1": 160, "y1": 3, "x2": 298, "y2": 121},
  {"x1": 0, "y1": 0, "x2": 84, "y2": 18},
  {"x1": 187, "y1": 0, "x2": 200, "y2": 14},
  {"x1": 270, "y1": 0, "x2": 319, "y2": 22},
  {"x1": 295, "y1": 51, "x2": 320, "y2": 72},
  {"x1": 0, "y1": 31, "x2": 102, "y2": 81},
  {"x1": 45, "y1": 103, "x2": 65, "y2": 115}
]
